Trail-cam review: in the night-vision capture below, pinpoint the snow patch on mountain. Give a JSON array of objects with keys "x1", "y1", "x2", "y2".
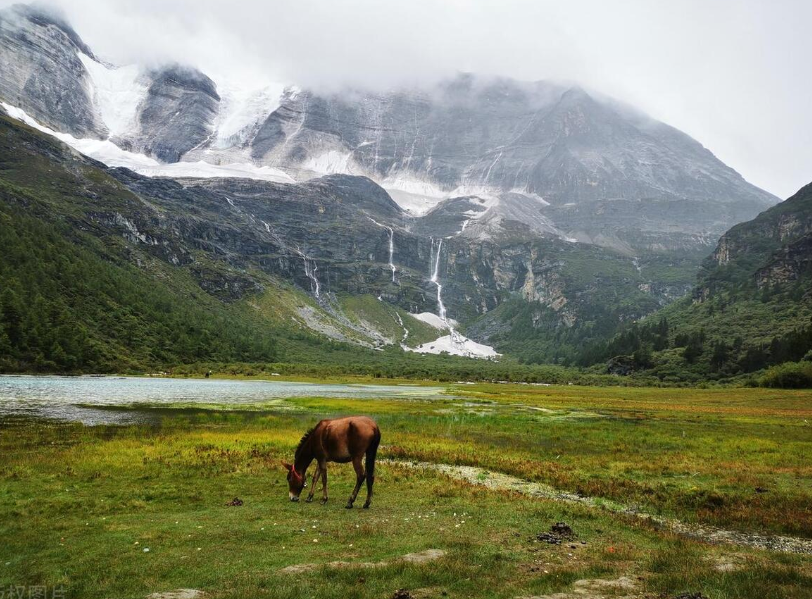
[
  {"x1": 1, "y1": 102, "x2": 294, "y2": 183},
  {"x1": 406, "y1": 334, "x2": 499, "y2": 359},
  {"x1": 382, "y1": 174, "x2": 446, "y2": 199},
  {"x1": 409, "y1": 312, "x2": 454, "y2": 330},
  {"x1": 78, "y1": 53, "x2": 147, "y2": 138},
  {"x1": 137, "y1": 160, "x2": 295, "y2": 182},
  {"x1": 301, "y1": 150, "x2": 357, "y2": 176},
  {"x1": 211, "y1": 80, "x2": 284, "y2": 149},
  {"x1": 384, "y1": 189, "x2": 440, "y2": 216},
  {"x1": 380, "y1": 174, "x2": 446, "y2": 215},
  {"x1": 380, "y1": 175, "x2": 517, "y2": 216}
]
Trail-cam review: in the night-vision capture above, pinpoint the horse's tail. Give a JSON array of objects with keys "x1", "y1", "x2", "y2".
[{"x1": 366, "y1": 427, "x2": 381, "y2": 479}]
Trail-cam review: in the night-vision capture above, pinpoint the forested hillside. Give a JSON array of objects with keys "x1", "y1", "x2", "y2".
[
  {"x1": 0, "y1": 136, "x2": 280, "y2": 371},
  {"x1": 582, "y1": 183, "x2": 812, "y2": 383}
]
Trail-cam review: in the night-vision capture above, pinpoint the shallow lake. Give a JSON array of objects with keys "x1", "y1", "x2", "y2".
[{"x1": 0, "y1": 375, "x2": 449, "y2": 425}]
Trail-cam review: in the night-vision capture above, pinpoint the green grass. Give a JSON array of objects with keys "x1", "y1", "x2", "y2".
[{"x1": 0, "y1": 384, "x2": 810, "y2": 598}]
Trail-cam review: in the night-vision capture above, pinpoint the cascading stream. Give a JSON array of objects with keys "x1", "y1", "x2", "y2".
[
  {"x1": 430, "y1": 238, "x2": 447, "y2": 323},
  {"x1": 295, "y1": 245, "x2": 321, "y2": 299},
  {"x1": 368, "y1": 217, "x2": 397, "y2": 283},
  {"x1": 258, "y1": 219, "x2": 322, "y2": 300},
  {"x1": 394, "y1": 311, "x2": 409, "y2": 347},
  {"x1": 429, "y1": 238, "x2": 465, "y2": 345},
  {"x1": 303, "y1": 257, "x2": 320, "y2": 299}
]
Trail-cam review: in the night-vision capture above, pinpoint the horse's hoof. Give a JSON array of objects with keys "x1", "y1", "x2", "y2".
[
  {"x1": 345, "y1": 503, "x2": 353, "y2": 509},
  {"x1": 305, "y1": 496, "x2": 313, "y2": 503},
  {"x1": 320, "y1": 498, "x2": 328, "y2": 505},
  {"x1": 362, "y1": 503, "x2": 371, "y2": 509}
]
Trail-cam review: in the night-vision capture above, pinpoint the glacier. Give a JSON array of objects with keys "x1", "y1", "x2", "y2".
[
  {"x1": 3, "y1": 49, "x2": 559, "y2": 227},
  {"x1": 78, "y1": 53, "x2": 147, "y2": 138},
  {"x1": 0, "y1": 102, "x2": 294, "y2": 183},
  {"x1": 211, "y1": 79, "x2": 285, "y2": 149}
]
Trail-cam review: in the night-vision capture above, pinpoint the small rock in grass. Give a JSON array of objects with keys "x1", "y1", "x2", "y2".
[
  {"x1": 536, "y1": 522, "x2": 575, "y2": 545},
  {"x1": 226, "y1": 497, "x2": 243, "y2": 506},
  {"x1": 391, "y1": 590, "x2": 412, "y2": 599},
  {"x1": 551, "y1": 522, "x2": 574, "y2": 537},
  {"x1": 147, "y1": 590, "x2": 206, "y2": 599}
]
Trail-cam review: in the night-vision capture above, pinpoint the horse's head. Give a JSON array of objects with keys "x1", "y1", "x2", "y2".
[{"x1": 282, "y1": 462, "x2": 305, "y2": 501}]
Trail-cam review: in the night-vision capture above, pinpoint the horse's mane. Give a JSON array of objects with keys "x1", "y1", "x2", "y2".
[{"x1": 294, "y1": 425, "x2": 317, "y2": 461}]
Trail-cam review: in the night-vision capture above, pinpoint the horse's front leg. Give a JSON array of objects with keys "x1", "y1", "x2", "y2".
[
  {"x1": 305, "y1": 465, "x2": 321, "y2": 503},
  {"x1": 320, "y1": 462, "x2": 328, "y2": 505},
  {"x1": 345, "y1": 457, "x2": 365, "y2": 509}
]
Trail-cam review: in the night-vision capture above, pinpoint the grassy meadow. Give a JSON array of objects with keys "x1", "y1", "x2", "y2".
[{"x1": 0, "y1": 383, "x2": 810, "y2": 598}]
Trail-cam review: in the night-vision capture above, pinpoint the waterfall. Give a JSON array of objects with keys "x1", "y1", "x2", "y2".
[
  {"x1": 294, "y1": 246, "x2": 321, "y2": 299},
  {"x1": 401, "y1": 237, "x2": 500, "y2": 359},
  {"x1": 387, "y1": 227, "x2": 396, "y2": 282},
  {"x1": 394, "y1": 311, "x2": 409, "y2": 346},
  {"x1": 302, "y1": 256, "x2": 320, "y2": 299},
  {"x1": 430, "y1": 238, "x2": 448, "y2": 324},
  {"x1": 481, "y1": 148, "x2": 503, "y2": 185},
  {"x1": 368, "y1": 217, "x2": 397, "y2": 283},
  {"x1": 429, "y1": 238, "x2": 467, "y2": 346}
]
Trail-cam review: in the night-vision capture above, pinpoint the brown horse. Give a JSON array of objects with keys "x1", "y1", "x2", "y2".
[{"x1": 282, "y1": 416, "x2": 381, "y2": 509}]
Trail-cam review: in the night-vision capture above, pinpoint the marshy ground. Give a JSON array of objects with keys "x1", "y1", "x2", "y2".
[{"x1": 0, "y1": 383, "x2": 810, "y2": 598}]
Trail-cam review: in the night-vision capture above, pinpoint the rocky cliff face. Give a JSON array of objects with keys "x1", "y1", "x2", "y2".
[
  {"x1": 755, "y1": 236, "x2": 812, "y2": 289},
  {"x1": 698, "y1": 183, "x2": 812, "y2": 298},
  {"x1": 0, "y1": 4, "x2": 100, "y2": 137},
  {"x1": 0, "y1": 5, "x2": 223, "y2": 161},
  {"x1": 124, "y1": 65, "x2": 220, "y2": 163}
]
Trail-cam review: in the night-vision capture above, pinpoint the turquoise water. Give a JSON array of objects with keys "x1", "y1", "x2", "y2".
[{"x1": 0, "y1": 376, "x2": 448, "y2": 424}]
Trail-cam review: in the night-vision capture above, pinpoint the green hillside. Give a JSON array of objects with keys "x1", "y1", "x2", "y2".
[
  {"x1": 581, "y1": 183, "x2": 812, "y2": 383},
  {"x1": 0, "y1": 179, "x2": 281, "y2": 372}
]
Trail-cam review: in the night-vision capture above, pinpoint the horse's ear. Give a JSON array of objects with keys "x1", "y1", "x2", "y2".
[{"x1": 281, "y1": 461, "x2": 292, "y2": 471}]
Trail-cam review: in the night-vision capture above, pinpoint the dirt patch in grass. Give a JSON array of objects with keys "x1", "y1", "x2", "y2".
[
  {"x1": 147, "y1": 591, "x2": 206, "y2": 599},
  {"x1": 280, "y1": 548, "x2": 447, "y2": 574},
  {"x1": 706, "y1": 552, "x2": 747, "y2": 572},
  {"x1": 519, "y1": 575, "x2": 641, "y2": 598}
]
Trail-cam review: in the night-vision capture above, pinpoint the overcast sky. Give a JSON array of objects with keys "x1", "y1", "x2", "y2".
[{"x1": 9, "y1": 0, "x2": 810, "y2": 198}]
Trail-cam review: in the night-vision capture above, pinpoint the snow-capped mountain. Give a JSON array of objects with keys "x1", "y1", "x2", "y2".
[
  {"x1": 0, "y1": 3, "x2": 778, "y2": 254},
  {"x1": 0, "y1": 3, "x2": 789, "y2": 362}
]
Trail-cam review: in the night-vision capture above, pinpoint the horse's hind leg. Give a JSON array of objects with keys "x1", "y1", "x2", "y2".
[
  {"x1": 320, "y1": 462, "x2": 328, "y2": 504},
  {"x1": 362, "y1": 433, "x2": 379, "y2": 509},
  {"x1": 345, "y1": 456, "x2": 365, "y2": 509}
]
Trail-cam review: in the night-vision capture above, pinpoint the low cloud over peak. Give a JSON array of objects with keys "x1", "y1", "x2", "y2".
[{"x1": 2, "y1": 0, "x2": 810, "y2": 198}]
